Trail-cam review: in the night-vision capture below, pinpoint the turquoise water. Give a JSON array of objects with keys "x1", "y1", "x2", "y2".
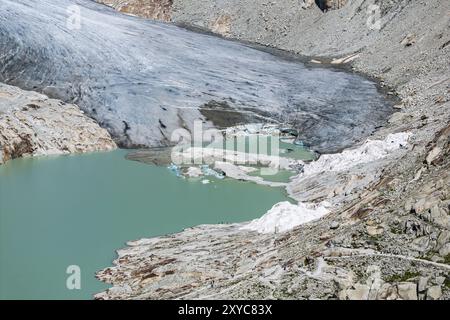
[
  {"x1": 248, "y1": 169, "x2": 297, "y2": 183},
  {"x1": 205, "y1": 136, "x2": 316, "y2": 161},
  {"x1": 0, "y1": 150, "x2": 289, "y2": 299}
]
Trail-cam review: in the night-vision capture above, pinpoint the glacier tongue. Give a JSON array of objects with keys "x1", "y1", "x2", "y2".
[{"x1": 0, "y1": 0, "x2": 392, "y2": 153}]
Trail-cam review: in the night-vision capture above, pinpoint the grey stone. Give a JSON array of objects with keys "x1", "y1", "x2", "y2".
[
  {"x1": 430, "y1": 205, "x2": 449, "y2": 228},
  {"x1": 426, "y1": 147, "x2": 442, "y2": 165},
  {"x1": 418, "y1": 277, "x2": 429, "y2": 293},
  {"x1": 346, "y1": 284, "x2": 370, "y2": 300},
  {"x1": 438, "y1": 243, "x2": 450, "y2": 257},
  {"x1": 330, "y1": 222, "x2": 340, "y2": 230},
  {"x1": 397, "y1": 282, "x2": 418, "y2": 300},
  {"x1": 426, "y1": 286, "x2": 442, "y2": 300},
  {"x1": 435, "y1": 277, "x2": 446, "y2": 286}
]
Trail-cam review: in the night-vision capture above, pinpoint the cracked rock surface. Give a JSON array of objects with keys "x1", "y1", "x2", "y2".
[{"x1": 0, "y1": 83, "x2": 116, "y2": 164}]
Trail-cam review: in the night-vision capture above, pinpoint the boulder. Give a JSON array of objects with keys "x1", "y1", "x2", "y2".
[
  {"x1": 401, "y1": 34, "x2": 417, "y2": 47},
  {"x1": 397, "y1": 282, "x2": 418, "y2": 300},
  {"x1": 345, "y1": 284, "x2": 370, "y2": 300},
  {"x1": 426, "y1": 286, "x2": 442, "y2": 300},
  {"x1": 426, "y1": 147, "x2": 442, "y2": 165},
  {"x1": 330, "y1": 221, "x2": 340, "y2": 230},
  {"x1": 377, "y1": 284, "x2": 398, "y2": 300},
  {"x1": 438, "y1": 243, "x2": 450, "y2": 256},
  {"x1": 366, "y1": 225, "x2": 384, "y2": 236},
  {"x1": 430, "y1": 205, "x2": 449, "y2": 229},
  {"x1": 418, "y1": 277, "x2": 429, "y2": 293}
]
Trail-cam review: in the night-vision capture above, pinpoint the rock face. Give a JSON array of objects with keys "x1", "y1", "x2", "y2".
[
  {"x1": 313, "y1": 0, "x2": 348, "y2": 12},
  {"x1": 0, "y1": 83, "x2": 116, "y2": 164},
  {"x1": 209, "y1": 14, "x2": 232, "y2": 37},
  {"x1": 95, "y1": 0, "x2": 450, "y2": 300},
  {"x1": 97, "y1": 0, "x2": 173, "y2": 21}
]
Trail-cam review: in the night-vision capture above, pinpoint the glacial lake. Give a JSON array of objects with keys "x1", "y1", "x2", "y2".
[{"x1": 0, "y1": 150, "x2": 290, "y2": 299}]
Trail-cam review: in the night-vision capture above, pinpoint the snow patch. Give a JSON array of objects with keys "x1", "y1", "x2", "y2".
[
  {"x1": 303, "y1": 132, "x2": 411, "y2": 176},
  {"x1": 242, "y1": 201, "x2": 330, "y2": 234}
]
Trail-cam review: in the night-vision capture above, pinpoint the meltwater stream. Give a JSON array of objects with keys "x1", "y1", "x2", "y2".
[{"x1": 0, "y1": 0, "x2": 392, "y2": 153}]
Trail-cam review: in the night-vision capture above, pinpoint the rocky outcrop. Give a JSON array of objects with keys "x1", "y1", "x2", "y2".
[
  {"x1": 95, "y1": 0, "x2": 450, "y2": 300},
  {"x1": 0, "y1": 83, "x2": 116, "y2": 164},
  {"x1": 209, "y1": 14, "x2": 232, "y2": 37},
  {"x1": 309, "y1": 0, "x2": 348, "y2": 12},
  {"x1": 97, "y1": 0, "x2": 173, "y2": 21}
]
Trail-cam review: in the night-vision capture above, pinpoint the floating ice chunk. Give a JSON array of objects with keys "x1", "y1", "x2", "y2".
[
  {"x1": 200, "y1": 164, "x2": 225, "y2": 179},
  {"x1": 201, "y1": 179, "x2": 210, "y2": 184},
  {"x1": 242, "y1": 201, "x2": 330, "y2": 234},
  {"x1": 167, "y1": 163, "x2": 182, "y2": 177},
  {"x1": 186, "y1": 166, "x2": 203, "y2": 178}
]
